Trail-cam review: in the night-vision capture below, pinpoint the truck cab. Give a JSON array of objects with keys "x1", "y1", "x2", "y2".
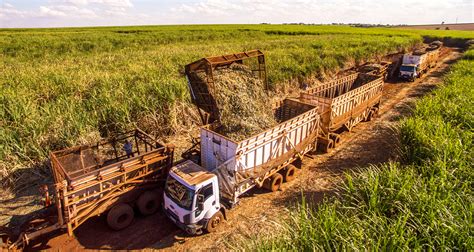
[
  {"x1": 399, "y1": 64, "x2": 418, "y2": 81},
  {"x1": 163, "y1": 160, "x2": 224, "y2": 235}
]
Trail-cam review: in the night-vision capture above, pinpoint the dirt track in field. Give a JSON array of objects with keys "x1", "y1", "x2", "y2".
[
  {"x1": 21, "y1": 47, "x2": 462, "y2": 251},
  {"x1": 395, "y1": 23, "x2": 474, "y2": 31}
]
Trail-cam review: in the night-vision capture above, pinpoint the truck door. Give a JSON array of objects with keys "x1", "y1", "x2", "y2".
[{"x1": 195, "y1": 183, "x2": 218, "y2": 222}]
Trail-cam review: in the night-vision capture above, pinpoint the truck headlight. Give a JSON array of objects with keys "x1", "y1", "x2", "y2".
[{"x1": 195, "y1": 209, "x2": 202, "y2": 218}]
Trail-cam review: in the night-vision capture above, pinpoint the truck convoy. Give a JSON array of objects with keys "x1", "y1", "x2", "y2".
[
  {"x1": 162, "y1": 50, "x2": 385, "y2": 233},
  {"x1": 6, "y1": 45, "x2": 442, "y2": 247},
  {"x1": 399, "y1": 42, "x2": 442, "y2": 81}
]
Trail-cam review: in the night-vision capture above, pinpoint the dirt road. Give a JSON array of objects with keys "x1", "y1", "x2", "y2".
[
  {"x1": 395, "y1": 23, "x2": 474, "y2": 31},
  {"x1": 23, "y1": 48, "x2": 462, "y2": 251}
]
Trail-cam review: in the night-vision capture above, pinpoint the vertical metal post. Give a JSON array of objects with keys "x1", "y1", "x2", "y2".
[
  {"x1": 134, "y1": 130, "x2": 140, "y2": 156},
  {"x1": 258, "y1": 55, "x2": 268, "y2": 90},
  {"x1": 112, "y1": 138, "x2": 119, "y2": 162},
  {"x1": 55, "y1": 183, "x2": 64, "y2": 226},
  {"x1": 62, "y1": 181, "x2": 73, "y2": 236}
]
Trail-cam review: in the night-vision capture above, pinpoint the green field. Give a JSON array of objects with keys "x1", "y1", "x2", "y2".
[
  {"x1": 0, "y1": 25, "x2": 472, "y2": 182},
  {"x1": 248, "y1": 48, "x2": 474, "y2": 250}
]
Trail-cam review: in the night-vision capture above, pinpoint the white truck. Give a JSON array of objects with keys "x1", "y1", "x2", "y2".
[
  {"x1": 163, "y1": 99, "x2": 320, "y2": 234},
  {"x1": 399, "y1": 45, "x2": 441, "y2": 81}
]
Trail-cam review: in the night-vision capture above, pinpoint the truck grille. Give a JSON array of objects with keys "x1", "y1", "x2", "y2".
[{"x1": 167, "y1": 208, "x2": 179, "y2": 222}]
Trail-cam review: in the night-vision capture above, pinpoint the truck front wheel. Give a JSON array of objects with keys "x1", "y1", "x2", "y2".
[
  {"x1": 107, "y1": 203, "x2": 134, "y2": 231},
  {"x1": 206, "y1": 211, "x2": 224, "y2": 233},
  {"x1": 137, "y1": 191, "x2": 160, "y2": 216}
]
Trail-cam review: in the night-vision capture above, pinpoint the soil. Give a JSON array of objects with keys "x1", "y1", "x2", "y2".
[
  {"x1": 395, "y1": 23, "x2": 474, "y2": 31},
  {"x1": 5, "y1": 47, "x2": 462, "y2": 251}
]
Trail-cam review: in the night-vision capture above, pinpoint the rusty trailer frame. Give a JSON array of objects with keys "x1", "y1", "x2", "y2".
[
  {"x1": 185, "y1": 50, "x2": 267, "y2": 125},
  {"x1": 299, "y1": 73, "x2": 384, "y2": 151},
  {"x1": 11, "y1": 129, "x2": 174, "y2": 248}
]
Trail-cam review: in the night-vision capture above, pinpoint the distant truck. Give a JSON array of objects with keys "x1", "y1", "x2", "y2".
[
  {"x1": 163, "y1": 98, "x2": 319, "y2": 234},
  {"x1": 6, "y1": 129, "x2": 174, "y2": 249},
  {"x1": 399, "y1": 42, "x2": 442, "y2": 81}
]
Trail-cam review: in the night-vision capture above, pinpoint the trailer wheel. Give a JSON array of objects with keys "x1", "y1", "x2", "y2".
[
  {"x1": 283, "y1": 165, "x2": 296, "y2": 182},
  {"x1": 107, "y1": 203, "x2": 134, "y2": 231},
  {"x1": 206, "y1": 211, "x2": 224, "y2": 233},
  {"x1": 264, "y1": 173, "x2": 283, "y2": 192},
  {"x1": 137, "y1": 191, "x2": 160, "y2": 216},
  {"x1": 365, "y1": 108, "x2": 376, "y2": 121},
  {"x1": 318, "y1": 139, "x2": 334, "y2": 153},
  {"x1": 367, "y1": 110, "x2": 374, "y2": 121},
  {"x1": 329, "y1": 133, "x2": 340, "y2": 146}
]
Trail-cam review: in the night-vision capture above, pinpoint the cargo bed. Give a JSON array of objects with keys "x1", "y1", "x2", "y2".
[
  {"x1": 11, "y1": 129, "x2": 175, "y2": 248},
  {"x1": 199, "y1": 99, "x2": 319, "y2": 204},
  {"x1": 300, "y1": 73, "x2": 383, "y2": 151}
]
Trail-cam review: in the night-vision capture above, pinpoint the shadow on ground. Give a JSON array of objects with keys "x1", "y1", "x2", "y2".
[{"x1": 1, "y1": 162, "x2": 53, "y2": 237}]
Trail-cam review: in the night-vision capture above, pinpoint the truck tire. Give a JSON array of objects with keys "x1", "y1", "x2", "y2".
[
  {"x1": 206, "y1": 211, "x2": 224, "y2": 233},
  {"x1": 329, "y1": 133, "x2": 341, "y2": 146},
  {"x1": 137, "y1": 191, "x2": 159, "y2": 216},
  {"x1": 283, "y1": 165, "x2": 296, "y2": 182},
  {"x1": 263, "y1": 173, "x2": 283, "y2": 192},
  {"x1": 107, "y1": 203, "x2": 134, "y2": 231},
  {"x1": 318, "y1": 138, "x2": 334, "y2": 153}
]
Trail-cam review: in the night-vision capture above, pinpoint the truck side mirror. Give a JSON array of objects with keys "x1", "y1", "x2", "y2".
[{"x1": 197, "y1": 194, "x2": 204, "y2": 210}]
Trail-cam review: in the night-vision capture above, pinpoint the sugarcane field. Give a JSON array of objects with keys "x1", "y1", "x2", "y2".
[{"x1": 1, "y1": 2, "x2": 473, "y2": 251}]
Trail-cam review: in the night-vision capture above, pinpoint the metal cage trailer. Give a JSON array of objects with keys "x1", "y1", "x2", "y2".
[
  {"x1": 10, "y1": 129, "x2": 174, "y2": 249},
  {"x1": 185, "y1": 49, "x2": 267, "y2": 125},
  {"x1": 163, "y1": 98, "x2": 320, "y2": 234},
  {"x1": 299, "y1": 73, "x2": 384, "y2": 152}
]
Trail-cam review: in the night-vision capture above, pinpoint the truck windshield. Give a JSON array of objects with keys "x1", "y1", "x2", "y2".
[
  {"x1": 400, "y1": 65, "x2": 415, "y2": 72},
  {"x1": 165, "y1": 176, "x2": 195, "y2": 210}
]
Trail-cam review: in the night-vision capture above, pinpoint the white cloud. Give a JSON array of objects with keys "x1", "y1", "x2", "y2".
[
  {"x1": 39, "y1": 5, "x2": 98, "y2": 18},
  {"x1": 1, "y1": 0, "x2": 472, "y2": 28},
  {"x1": 50, "y1": 0, "x2": 133, "y2": 8},
  {"x1": 39, "y1": 6, "x2": 67, "y2": 17},
  {"x1": 97, "y1": 0, "x2": 133, "y2": 8},
  {"x1": 104, "y1": 7, "x2": 127, "y2": 16},
  {"x1": 45, "y1": 0, "x2": 134, "y2": 18},
  {"x1": 0, "y1": 0, "x2": 134, "y2": 26},
  {"x1": 0, "y1": 3, "x2": 30, "y2": 18},
  {"x1": 169, "y1": 0, "x2": 473, "y2": 25}
]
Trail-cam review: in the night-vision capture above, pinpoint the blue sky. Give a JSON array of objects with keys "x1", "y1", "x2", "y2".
[{"x1": 1, "y1": 0, "x2": 473, "y2": 28}]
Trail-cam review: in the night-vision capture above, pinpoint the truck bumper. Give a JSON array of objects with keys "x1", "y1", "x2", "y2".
[
  {"x1": 164, "y1": 208, "x2": 202, "y2": 235},
  {"x1": 400, "y1": 75, "x2": 414, "y2": 81}
]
